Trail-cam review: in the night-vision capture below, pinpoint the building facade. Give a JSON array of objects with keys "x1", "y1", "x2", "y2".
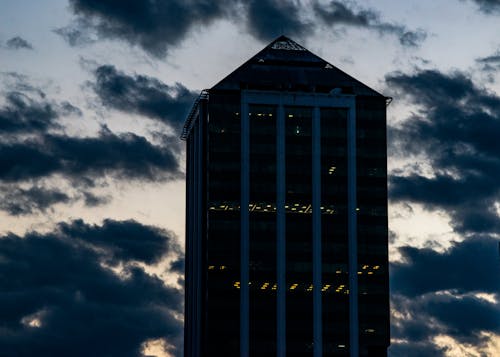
[{"x1": 182, "y1": 36, "x2": 389, "y2": 357}]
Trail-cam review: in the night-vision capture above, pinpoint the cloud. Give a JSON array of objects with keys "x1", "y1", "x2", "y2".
[
  {"x1": 389, "y1": 338, "x2": 445, "y2": 357},
  {"x1": 5, "y1": 36, "x2": 33, "y2": 50},
  {"x1": 313, "y1": 1, "x2": 427, "y2": 47},
  {"x1": 0, "y1": 91, "x2": 61, "y2": 134},
  {"x1": 82, "y1": 191, "x2": 110, "y2": 207},
  {"x1": 63, "y1": 0, "x2": 310, "y2": 54},
  {"x1": 0, "y1": 219, "x2": 183, "y2": 356},
  {"x1": 389, "y1": 236, "x2": 500, "y2": 354},
  {"x1": 387, "y1": 67, "x2": 500, "y2": 354},
  {"x1": 0, "y1": 75, "x2": 82, "y2": 136},
  {"x1": 476, "y1": 52, "x2": 500, "y2": 73},
  {"x1": 170, "y1": 258, "x2": 185, "y2": 274},
  {"x1": 53, "y1": 19, "x2": 98, "y2": 46},
  {"x1": 398, "y1": 30, "x2": 428, "y2": 48},
  {"x1": 390, "y1": 292, "x2": 500, "y2": 355},
  {"x1": 63, "y1": 0, "x2": 310, "y2": 55},
  {"x1": 386, "y1": 69, "x2": 500, "y2": 234},
  {"x1": 61, "y1": 0, "x2": 422, "y2": 57},
  {"x1": 91, "y1": 65, "x2": 197, "y2": 130},
  {"x1": 0, "y1": 184, "x2": 111, "y2": 216},
  {"x1": 58, "y1": 219, "x2": 179, "y2": 264},
  {"x1": 392, "y1": 235, "x2": 500, "y2": 297},
  {"x1": 62, "y1": 0, "x2": 234, "y2": 58},
  {"x1": 0, "y1": 127, "x2": 182, "y2": 185},
  {"x1": 0, "y1": 75, "x2": 181, "y2": 213},
  {"x1": 467, "y1": 0, "x2": 500, "y2": 14},
  {"x1": 0, "y1": 186, "x2": 70, "y2": 215},
  {"x1": 243, "y1": 0, "x2": 312, "y2": 41}
]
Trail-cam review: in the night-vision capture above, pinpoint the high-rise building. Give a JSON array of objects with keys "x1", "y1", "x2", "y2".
[{"x1": 182, "y1": 36, "x2": 389, "y2": 357}]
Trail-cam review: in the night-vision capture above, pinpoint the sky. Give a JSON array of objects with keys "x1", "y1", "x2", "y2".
[{"x1": 1, "y1": 0, "x2": 500, "y2": 356}]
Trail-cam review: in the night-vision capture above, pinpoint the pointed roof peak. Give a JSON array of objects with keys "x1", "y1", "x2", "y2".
[
  {"x1": 211, "y1": 36, "x2": 385, "y2": 98},
  {"x1": 266, "y1": 35, "x2": 307, "y2": 51}
]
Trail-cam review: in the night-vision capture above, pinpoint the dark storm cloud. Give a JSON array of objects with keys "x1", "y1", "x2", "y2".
[
  {"x1": 63, "y1": 0, "x2": 309, "y2": 55},
  {"x1": 0, "y1": 186, "x2": 70, "y2": 215},
  {"x1": 0, "y1": 127, "x2": 182, "y2": 184},
  {"x1": 82, "y1": 191, "x2": 110, "y2": 206},
  {"x1": 386, "y1": 69, "x2": 500, "y2": 234},
  {"x1": 392, "y1": 235, "x2": 500, "y2": 296},
  {"x1": 64, "y1": 0, "x2": 234, "y2": 57},
  {"x1": 91, "y1": 65, "x2": 197, "y2": 129},
  {"x1": 5, "y1": 36, "x2": 33, "y2": 50},
  {"x1": 0, "y1": 185, "x2": 110, "y2": 216},
  {"x1": 386, "y1": 65, "x2": 500, "y2": 351},
  {"x1": 0, "y1": 76, "x2": 82, "y2": 135},
  {"x1": 62, "y1": 0, "x2": 422, "y2": 56},
  {"x1": 0, "y1": 143, "x2": 58, "y2": 181},
  {"x1": 390, "y1": 292, "x2": 500, "y2": 355},
  {"x1": 0, "y1": 91, "x2": 60, "y2": 134},
  {"x1": 0, "y1": 219, "x2": 183, "y2": 357},
  {"x1": 468, "y1": 0, "x2": 500, "y2": 14},
  {"x1": 170, "y1": 257, "x2": 185, "y2": 274},
  {"x1": 425, "y1": 294, "x2": 500, "y2": 342},
  {"x1": 389, "y1": 236, "x2": 500, "y2": 354},
  {"x1": 243, "y1": 0, "x2": 312, "y2": 41},
  {"x1": 59, "y1": 218, "x2": 178, "y2": 264},
  {"x1": 313, "y1": 1, "x2": 427, "y2": 47},
  {"x1": 0, "y1": 77, "x2": 180, "y2": 213}
]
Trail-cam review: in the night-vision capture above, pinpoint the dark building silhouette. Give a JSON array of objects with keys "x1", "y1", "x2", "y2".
[{"x1": 182, "y1": 36, "x2": 389, "y2": 357}]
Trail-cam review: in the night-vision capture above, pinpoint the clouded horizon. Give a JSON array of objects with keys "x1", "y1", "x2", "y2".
[{"x1": 1, "y1": 0, "x2": 499, "y2": 356}]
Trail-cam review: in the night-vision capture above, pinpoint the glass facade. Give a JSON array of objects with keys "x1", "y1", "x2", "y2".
[
  {"x1": 249, "y1": 105, "x2": 277, "y2": 355},
  {"x1": 356, "y1": 97, "x2": 390, "y2": 355},
  {"x1": 285, "y1": 106, "x2": 313, "y2": 355},
  {"x1": 321, "y1": 108, "x2": 350, "y2": 356},
  {"x1": 206, "y1": 92, "x2": 241, "y2": 355},
  {"x1": 184, "y1": 36, "x2": 388, "y2": 357}
]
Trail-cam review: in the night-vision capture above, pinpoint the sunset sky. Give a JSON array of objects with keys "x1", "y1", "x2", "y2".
[{"x1": 1, "y1": 0, "x2": 500, "y2": 356}]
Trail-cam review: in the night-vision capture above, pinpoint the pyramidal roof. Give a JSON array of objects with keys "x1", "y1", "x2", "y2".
[{"x1": 212, "y1": 35, "x2": 384, "y2": 97}]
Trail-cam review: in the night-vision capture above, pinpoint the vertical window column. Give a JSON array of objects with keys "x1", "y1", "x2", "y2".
[
  {"x1": 277, "y1": 103, "x2": 286, "y2": 357},
  {"x1": 320, "y1": 108, "x2": 349, "y2": 355},
  {"x1": 348, "y1": 107, "x2": 359, "y2": 357},
  {"x1": 312, "y1": 106, "x2": 322, "y2": 357},
  {"x1": 240, "y1": 101, "x2": 249, "y2": 357},
  {"x1": 206, "y1": 94, "x2": 241, "y2": 355},
  {"x1": 285, "y1": 106, "x2": 313, "y2": 356},
  {"x1": 249, "y1": 105, "x2": 277, "y2": 355}
]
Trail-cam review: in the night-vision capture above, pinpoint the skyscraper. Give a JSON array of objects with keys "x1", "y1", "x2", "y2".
[{"x1": 182, "y1": 36, "x2": 389, "y2": 357}]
